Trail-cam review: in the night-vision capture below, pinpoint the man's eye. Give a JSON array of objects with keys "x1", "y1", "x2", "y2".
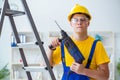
[
  {"x1": 74, "y1": 19, "x2": 78, "y2": 22},
  {"x1": 80, "y1": 19, "x2": 86, "y2": 21},
  {"x1": 72, "y1": 19, "x2": 78, "y2": 23},
  {"x1": 71, "y1": 17, "x2": 88, "y2": 23}
]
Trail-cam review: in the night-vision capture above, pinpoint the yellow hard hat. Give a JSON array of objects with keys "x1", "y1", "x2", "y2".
[{"x1": 68, "y1": 4, "x2": 91, "y2": 21}]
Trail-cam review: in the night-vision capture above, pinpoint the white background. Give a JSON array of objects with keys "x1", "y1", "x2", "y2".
[{"x1": 0, "y1": 0, "x2": 120, "y2": 79}]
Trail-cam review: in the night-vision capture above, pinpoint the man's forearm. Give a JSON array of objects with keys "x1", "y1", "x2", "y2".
[{"x1": 83, "y1": 68, "x2": 109, "y2": 80}]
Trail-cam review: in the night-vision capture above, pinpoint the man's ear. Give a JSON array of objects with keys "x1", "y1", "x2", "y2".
[{"x1": 87, "y1": 21, "x2": 90, "y2": 27}]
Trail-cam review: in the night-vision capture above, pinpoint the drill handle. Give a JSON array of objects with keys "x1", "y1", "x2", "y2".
[
  {"x1": 77, "y1": 59, "x2": 83, "y2": 64},
  {"x1": 49, "y1": 38, "x2": 62, "y2": 50}
]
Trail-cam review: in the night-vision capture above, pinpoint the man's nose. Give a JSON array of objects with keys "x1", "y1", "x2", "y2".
[{"x1": 77, "y1": 20, "x2": 82, "y2": 24}]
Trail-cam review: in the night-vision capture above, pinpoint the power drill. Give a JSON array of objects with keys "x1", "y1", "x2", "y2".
[{"x1": 49, "y1": 21, "x2": 85, "y2": 64}]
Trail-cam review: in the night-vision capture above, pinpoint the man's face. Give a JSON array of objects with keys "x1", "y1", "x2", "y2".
[{"x1": 70, "y1": 14, "x2": 90, "y2": 33}]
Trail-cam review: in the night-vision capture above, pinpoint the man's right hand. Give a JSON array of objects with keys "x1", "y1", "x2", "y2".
[{"x1": 49, "y1": 38, "x2": 61, "y2": 50}]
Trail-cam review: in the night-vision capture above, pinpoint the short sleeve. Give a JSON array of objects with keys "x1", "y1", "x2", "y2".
[
  {"x1": 52, "y1": 46, "x2": 62, "y2": 65},
  {"x1": 95, "y1": 41, "x2": 110, "y2": 66}
]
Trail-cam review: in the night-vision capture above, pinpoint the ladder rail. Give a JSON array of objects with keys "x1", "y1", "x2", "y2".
[
  {"x1": 0, "y1": 0, "x2": 33, "y2": 79},
  {"x1": 0, "y1": 0, "x2": 56, "y2": 80},
  {"x1": 6, "y1": 1, "x2": 33, "y2": 80},
  {"x1": 0, "y1": 0, "x2": 8, "y2": 36},
  {"x1": 21, "y1": 0, "x2": 56, "y2": 80},
  {"x1": 9, "y1": 16, "x2": 33, "y2": 80}
]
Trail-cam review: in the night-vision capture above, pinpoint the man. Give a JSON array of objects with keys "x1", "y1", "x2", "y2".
[{"x1": 47, "y1": 4, "x2": 110, "y2": 80}]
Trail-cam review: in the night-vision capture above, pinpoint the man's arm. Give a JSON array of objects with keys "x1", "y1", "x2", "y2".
[
  {"x1": 46, "y1": 38, "x2": 61, "y2": 66},
  {"x1": 47, "y1": 49, "x2": 54, "y2": 66},
  {"x1": 71, "y1": 62, "x2": 109, "y2": 80},
  {"x1": 84, "y1": 63, "x2": 109, "y2": 80}
]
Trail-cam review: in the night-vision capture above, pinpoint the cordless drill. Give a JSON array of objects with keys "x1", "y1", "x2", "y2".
[{"x1": 49, "y1": 21, "x2": 85, "y2": 64}]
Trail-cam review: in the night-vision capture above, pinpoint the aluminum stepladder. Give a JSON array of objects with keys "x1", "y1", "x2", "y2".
[{"x1": 0, "y1": 0, "x2": 56, "y2": 80}]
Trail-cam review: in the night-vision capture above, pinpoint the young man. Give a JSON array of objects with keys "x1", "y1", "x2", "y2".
[{"x1": 47, "y1": 4, "x2": 110, "y2": 80}]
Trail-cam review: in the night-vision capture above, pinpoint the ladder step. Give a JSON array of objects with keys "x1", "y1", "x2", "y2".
[
  {"x1": 23, "y1": 66, "x2": 46, "y2": 72},
  {"x1": 16, "y1": 42, "x2": 38, "y2": 48},
  {"x1": 0, "y1": 8, "x2": 25, "y2": 16},
  {"x1": 11, "y1": 42, "x2": 44, "y2": 48}
]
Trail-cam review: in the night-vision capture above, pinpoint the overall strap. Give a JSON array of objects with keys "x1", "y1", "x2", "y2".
[
  {"x1": 86, "y1": 40, "x2": 99, "y2": 68},
  {"x1": 61, "y1": 41, "x2": 66, "y2": 65}
]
